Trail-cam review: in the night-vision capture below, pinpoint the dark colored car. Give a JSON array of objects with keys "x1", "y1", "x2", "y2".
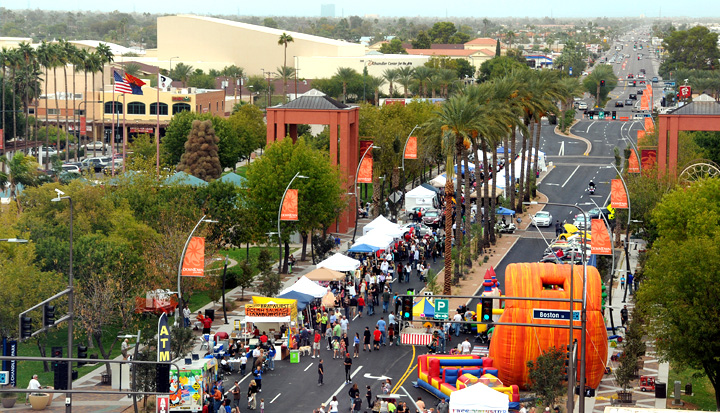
[
  {"x1": 625, "y1": 99, "x2": 633, "y2": 106},
  {"x1": 422, "y1": 209, "x2": 444, "y2": 227},
  {"x1": 615, "y1": 101, "x2": 624, "y2": 107},
  {"x1": 637, "y1": 90, "x2": 644, "y2": 95},
  {"x1": 629, "y1": 94, "x2": 637, "y2": 100}
]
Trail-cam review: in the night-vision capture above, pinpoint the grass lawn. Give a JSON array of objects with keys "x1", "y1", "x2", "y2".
[
  {"x1": 668, "y1": 365, "x2": 717, "y2": 410},
  {"x1": 224, "y1": 245, "x2": 281, "y2": 272}
]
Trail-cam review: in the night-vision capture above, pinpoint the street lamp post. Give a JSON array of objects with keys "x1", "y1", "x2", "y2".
[
  {"x1": 351, "y1": 145, "x2": 381, "y2": 243},
  {"x1": 583, "y1": 196, "x2": 617, "y2": 334},
  {"x1": 50, "y1": 193, "x2": 74, "y2": 413},
  {"x1": 0, "y1": 238, "x2": 28, "y2": 243},
  {"x1": 169, "y1": 56, "x2": 179, "y2": 72},
  {"x1": 277, "y1": 172, "x2": 309, "y2": 273},
  {"x1": 176, "y1": 215, "x2": 218, "y2": 326},
  {"x1": 399, "y1": 125, "x2": 421, "y2": 218},
  {"x1": 527, "y1": 201, "x2": 589, "y2": 413},
  {"x1": 608, "y1": 164, "x2": 634, "y2": 303}
]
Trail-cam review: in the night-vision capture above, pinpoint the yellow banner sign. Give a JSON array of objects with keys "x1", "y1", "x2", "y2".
[{"x1": 245, "y1": 304, "x2": 293, "y2": 318}]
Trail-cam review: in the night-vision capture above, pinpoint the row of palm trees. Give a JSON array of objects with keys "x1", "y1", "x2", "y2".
[
  {"x1": 1, "y1": 40, "x2": 114, "y2": 166},
  {"x1": 427, "y1": 69, "x2": 583, "y2": 295}
]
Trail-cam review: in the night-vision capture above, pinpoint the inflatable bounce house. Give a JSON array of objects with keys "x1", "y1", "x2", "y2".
[
  {"x1": 416, "y1": 354, "x2": 520, "y2": 409},
  {"x1": 489, "y1": 262, "x2": 608, "y2": 390}
]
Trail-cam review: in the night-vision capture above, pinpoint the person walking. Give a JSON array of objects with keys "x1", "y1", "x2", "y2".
[
  {"x1": 229, "y1": 380, "x2": 241, "y2": 411},
  {"x1": 247, "y1": 380, "x2": 258, "y2": 410},
  {"x1": 363, "y1": 327, "x2": 372, "y2": 352},
  {"x1": 266, "y1": 346, "x2": 276, "y2": 371},
  {"x1": 353, "y1": 332, "x2": 360, "y2": 358},
  {"x1": 377, "y1": 317, "x2": 387, "y2": 346},
  {"x1": 373, "y1": 326, "x2": 382, "y2": 351},
  {"x1": 239, "y1": 352, "x2": 247, "y2": 376},
  {"x1": 620, "y1": 305, "x2": 629, "y2": 326},
  {"x1": 461, "y1": 337, "x2": 472, "y2": 355},
  {"x1": 253, "y1": 366, "x2": 262, "y2": 392},
  {"x1": 328, "y1": 395, "x2": 339, "y2": 413},
  {"x1": 382, "y1": 288, "x2": 391, "y2": 313},
  {"x1": 182, "y1": 305, "x2": 191, "y2": 328},
  {"x1": 366, "y1": 385, "x2": 373, "y2": 409},
  {"x1": 313, "y1": 330, "x2": 321, "y2": 358},
  {"x1": 325, "y1": 324, "x2": 333, "y2": 350},
  {"x1": 344, "y1": 352, "x2": 353, "y2": 383},
  {"x1": 348, "y1": 383, "x2": 360, "y2": 408},
  {"x1": 318, "y1": 359, "x2": 324, "y2": 386},
  {"x1": 353, "y1": 396, "x2": 363, "y2": 413},
  {"x1": 358, "y1": 295, "x2": 365, "y2": 318}
]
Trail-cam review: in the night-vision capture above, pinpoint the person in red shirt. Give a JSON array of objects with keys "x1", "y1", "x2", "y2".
[
  {"x1": 373, "y1": 327, "x2": 382, "y2": 351},
  {"x1": 202, "y1": 315, "x2": 212, "y2": 335},
  {"x1": 260, "y1": 332, "x2": 268, "y2": 344},
  {"x1": 313, "y1": 331, "x2": 321, "y2": 358},
  {"x1": 357, "y1": 296, "x2": 365, "y2": 318}
]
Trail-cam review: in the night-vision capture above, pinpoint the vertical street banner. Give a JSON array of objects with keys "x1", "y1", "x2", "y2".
[
  {"x1": 611, "y1": 179, "x2": 629, "y2": 208},
  {"x1": 0, "y1": 129, "x2": 3, "y2": 150},
  {"x1": 637, "y1": 130, "x2": 646, "y2": 145},
  {"x1": 80, "y1": 116, "x2": 86, "y2": 134},
  {"x1": 641, "y1": 149, "x2": 657, "y2": 175},
  {"x1": 629, "y1": 150, "x2": 641, "y2": 173},
  {"x1": 591, "y1": 219, "x2": 612, "y2": 255},
  {"x1": 404, "y1": 136, "x2": 417, "y2": 159},
  {"x1": 280, "y1": 188, "x2": 299, "y2": 221},
  {"x1": 7, "y1": 339, "x2": 17, "y2": 387},
  {"x1": 358, "y1": 157, "x2": 373, "y2": 183},
  {"x1": 181, "y1": 237, "x2": 205, "y2": 277},
  {"x1": 157, "y1": 313, "x2": 170, "y2": 362},
  {"x1": 644, "y1": 117, "x2": 654, "y2": 133}
]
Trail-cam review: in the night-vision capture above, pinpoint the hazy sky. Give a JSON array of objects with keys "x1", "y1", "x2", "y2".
[{"x1": 9, "y1": 0, "x2": 720, "y2": 18}]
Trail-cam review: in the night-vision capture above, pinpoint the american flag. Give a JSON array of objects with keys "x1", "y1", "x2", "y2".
[{"x1": 113, "y1": 71, "x2": 132, "y2": 94}]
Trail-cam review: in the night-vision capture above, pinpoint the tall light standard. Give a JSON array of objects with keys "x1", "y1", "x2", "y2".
[
  {"x1": 50, "y1": 191, "x2": 74, "y2": 413},
  {"x1": 277, "y1": 172, "x2": 309, "y2": 273},
  {"x1": 169, "y1": 56, "x2": 179, "y2": 72},
  {"x1": 352, "y1": 145, "x2": 380, "y2": 243},
  {"x1": 399, "y1": 124, "x2": 421, "y2": 214},
  {"x1": 527, "y1": 201, "x2": 589, "y2": 413},
  {"x1": 607, "y1": 164, "x2": 634, "y2": 303},
  {"x1": 176, "y1": 215, "x2": 218, "y2": 326}
]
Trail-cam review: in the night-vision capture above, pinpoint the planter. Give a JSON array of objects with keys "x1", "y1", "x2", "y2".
[
  {"x1": 617, "y1": 391, "x2": 633, "y2": 403},
  {"x1": 1, "y1": 396, "x2": 16, "y2": 408},
  {"x1": 28, "y1": 393, "x2": 51, "y2": 410}
]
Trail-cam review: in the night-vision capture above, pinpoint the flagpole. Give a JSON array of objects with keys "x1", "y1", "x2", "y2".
[
  {"x1": 122, "y1": 93, "x2": 127, "y2": 173},
  {"x1": 156, "y1": 73, "x2": 160, "y2": 176},
  {"x1": 111, "y1": 72, "x2": 116, "y2": 177}
]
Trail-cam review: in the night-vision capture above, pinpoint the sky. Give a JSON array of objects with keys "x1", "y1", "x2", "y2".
[{"x1": 8, "y1": 0, "x2": 720, "y2": 18}]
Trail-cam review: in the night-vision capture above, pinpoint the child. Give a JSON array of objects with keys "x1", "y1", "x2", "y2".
[
  {"x1": 387, "y1": 325, "x2": 395, "y2": 347},
  {"x1": 260, "y1": 398, "x2": 265, "y2": 413},
  {"x1": 333, "y1": 339, "x2": 340, "y2": 359},
  {"x1": 620, "y1": 275, "x2": 626, "y2": 289}
]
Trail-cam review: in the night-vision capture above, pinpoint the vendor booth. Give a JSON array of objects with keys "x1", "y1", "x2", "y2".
[
  {"x1": 349, "y1": 229, "x2": 394, "y2": 253},
  {"x1": 316, "y1": 253, "x2": 361, "y2": 272},
  {"x1": 279, "y1": 275, "x2": 328, "y2": 298},
  {"x1": 305, "y1": 267, "x2": 346, "y2": 282},
  {"x1": 245, "y1": 297, "x2": 297, "y2": 335},
  {"x1": 404, "y1": 185, "x2": 438, "y2": 211},
  {"x1": 362, "y1": 215, "x2": 404, "y2": 237},
  {"x1": 449, "y1": 382, "x2": 510, "y2": 413}
]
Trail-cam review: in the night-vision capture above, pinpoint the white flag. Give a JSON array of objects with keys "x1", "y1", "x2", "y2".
[{"x1": 159, "y1": 74, "x2": 173, "y2": 89}]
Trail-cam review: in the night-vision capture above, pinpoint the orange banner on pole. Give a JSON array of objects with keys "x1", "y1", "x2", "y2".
[
  {"x1": 358, "y1": 157, "x2": 373, "y2": 184},
  {"x1": 591, "y1": 219, "x2": 612, "y2": 255},
  {"x1": 611, "y1": 179, "x2": 628, "y2": 208},
  {"x1": 629, "y1": 150, "x2": 640, "y2": 173},
  {"x1": 644, "y1": 117, "x2": 654, "y2": 133},
  {"x1": 80, "y1": 116, "x2": 86, "y2": 134},
  {"x1": 637, "y1": 130, "x2": 646, "y2": 145},
  {"x1": 280, "y1": 188, "x2": 299, "y2": 221},
  {"x1": 181, "y1": 237, "x2": 205, "y2": 277},
  {"x1": 404, "y1": 136, "x2": 417, "y2": 159}
]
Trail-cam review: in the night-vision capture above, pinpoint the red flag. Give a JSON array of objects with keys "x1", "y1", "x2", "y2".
[
  {"x1": 358, "y1": 157, "x2": 373, "y2": 184},
  {"x1": 280, "y1": 189, "x2": 299, "y2": 221},
  {"x1": 404, "y1": 136, "x2": 417, "y2": 159},
  {"x1": 591, "y1": 219, "x2": 612, "y2": 255},
  {"x1": 181, "y1": 237, "x2": 205, "y2": 277}
]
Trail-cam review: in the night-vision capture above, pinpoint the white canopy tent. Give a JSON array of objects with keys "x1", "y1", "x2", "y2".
[
  {"x1": 362, "y1": 215, "x2": 404, "y2": 237},
  {"x1": 404, "y1": 185, "x2": 438, "y2": 211},
  {"x1": 316, "y1": 253, "x2": 361, "y2": 272},
  {"x1": 449, "y1": 382, "x2": 509, "y2": 413},
  {"x1": 353, "y1": 229, "x2": 395, "y2": 250},
  {"x1": 279, "y1": 275, "x2": 327, "y2": 298},
  {"x1": 429, "y1": 173, "x2": 446, "y2": 188}
]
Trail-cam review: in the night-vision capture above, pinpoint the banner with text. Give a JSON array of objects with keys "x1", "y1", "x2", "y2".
[
  {"x1": 280, "y1": 188, "x2": 299, "y2": 221},
  {"x1": 358, "y1": 157, "x2": 373, "y2": 183},
  {"x1": 245, "y1": 303, "x2": 293, "y2": 318},
  {"x1": 157, "y1": 313, "x2": 171, "y2": 362},
  {"x1": 591, "y1": 219, "x2": 612, "y2": 255},
  {"x1": 181, "y1": 237, "x2": 205, "y2": 277},
  {"x1": 404, "y1": 136, "x2": 417, "y2": 159},
  {"x1": 611, "y1": 179, "x2": 629, "y2": 209}
]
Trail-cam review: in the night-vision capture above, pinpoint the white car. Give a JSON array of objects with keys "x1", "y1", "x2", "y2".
[
  {"x1": 84, "y1": 141, "x2": 109, "y2": 151},
  {"x1": 61, "y1": 164, "x2": 82, "y2": 174},
  {"x1": 531, "y1": 211, "x2": 553, "y2": 227},
  {"x1": 577, "y1": 102, "x2": 588, "y2": 110},
  {"x1": 401, "y1": 222, "x2": 434, "y2": 237}
]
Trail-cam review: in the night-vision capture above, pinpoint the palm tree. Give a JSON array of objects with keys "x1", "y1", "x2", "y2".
[
  {"x1": 122, "y1": 62, "x2": 141, "y2": 77},
  {"x1": 438, "y1": 69, "x2": 457, "y2": 98},
  {"x1": 333, "y1": 67, "x2": 358, "y2": 103},
  {"x1": 277, "y1": 33, "x2": 294, "y2": 99},
  {"x1": 0, "y1": 48, "x2": 8, "y2": 150},
  {"x1": 171, "y1": 63, "x2": 193, "y2": 87},
  {"x1": 412, "y1": 66, "x2": 433, "y2": 97},
  {"x1": 382, "y1": 68, "x2": 399, "y2": 97},
  {"x1": 36, "y1": 41, "x2": 51, "y2": 168},
  {"x1": 427, "y1": 74, "x2": 442, "y2": 99},
  {"x1": 7, "y1": 48, "x2": 20, "y2": 153},
  {"x1": 60, "y1": 40, "x2": 77, "y2": 161},
  {"x1": 17, "y1": 42, "x2": 38, "y2": 145},
  {"x1": 397, "y1": 67, "x2": 414, "y2": 98},
  {"x1": 75, "y1": 49, "x2": 90, "y2": 153},
  {"x1": 275, "y1": 66, "x2": 296, "y2": 102},
  {"x1": 49, "y1": 42, "x2": 66, "y2": 155},
  {"x1": 86, "y1": 52, "x2": 103, "y2": 157},
  {"x1": 364, "y1": 75, "x2": 386, "y2": 105},
  {"x1": 95, "y1": 43, "x2": 114, "y2": 150}
]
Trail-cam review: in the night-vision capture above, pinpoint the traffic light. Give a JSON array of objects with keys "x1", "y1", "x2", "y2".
[
  {"x1": 480, "y1": 298, "x2": 493, "y2": 323},
  {"x1": 20, "y1": 315, "x2": 32, "y2": 339},
  {"x1": 156, "y1": 363, "x2": 171, "y2": 393},
  {"x1": 612, "y1": 111, "x2": 617, "y2": 120},
  {"x1": 600, "y1": 80, "x2": 605, "y2": 87},
  {"x1": 54, "y1": 361, "x2": 69, "y2": 390},
  {"x1": 588, "y1": 111, "x2": 594, "y2": 119},
  {"x1": 401, "y1": 296, "x2": 414, "y2": 321},
  {"x1": 44, "y1": 304, "x2": 56, "y2": 327},
  {"x1": 77, "y1": 345, "x2": 88, "y2": 366}
]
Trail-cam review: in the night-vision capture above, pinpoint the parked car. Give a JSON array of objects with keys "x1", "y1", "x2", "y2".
[
  {"x1": 577, "y1": 102, "x2": 588, "y2": 110},
  {"x1": 401, "y1": 222, "x2": 433, "y2": 237},
  {"x1": 422, "y1": 209, "x2": 444, "y2": 227},
  {"x1": 81, "y1": 156, "x2": 112, "y2": 172},
  {"x1": 84, "y1": 141, "x2": 109, "y2": 152},
  {"x1": 637, "y1": 90, "x2": 644, "y2": 95},
  {"x1": 531, "y1": 211, "x2": 553, "y2": 227},
  {"x1": 103, "y1": 159, "x2": 124, "y2": 175},
  {"x1": 615, "y1": 101, "x2": 624, "y2": 107},
  {"x1": 61, "y1": 164, "x2": 82, "y2": 174}
]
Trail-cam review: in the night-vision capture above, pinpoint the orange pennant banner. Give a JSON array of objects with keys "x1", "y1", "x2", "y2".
[
  {"x1": 645, "y1": 117, "x2": 654, "y2": 133},
  {"x1": 611, "y1": 179, "x2": 628, "y2": 208},
  {"x1": 637, "y1": 130, "x2": 646, "y2": 145},
  {"x1": 591, "y1": 219, "x2": 612, "y2": 255},
  {"x1": 280, "y1": 188, "x2": 299, "y2": 221},
  {"x1": 181, "y1": 237, "x2": 205, "y2": 277},
  {"x1": 629, "y1": 150, "x2": 640, "y2": 173},
  {"x1": 358, "y1": 157, "x2": 373, "y2": 184},
  {"x1": 404, "y1": 136, "x2": 417, "y2": 159}
]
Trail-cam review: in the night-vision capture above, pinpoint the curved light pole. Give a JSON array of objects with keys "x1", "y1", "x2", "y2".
[
  {"x1": 583, "y1": 196, "x2": 617, "y2": 334},
  {"x1": 527, "y1": 201, "x2": 589, "y2": 413},
  {"x1": 176, "y1": 215, "x2": 218, "y2": 325},
  {"x1": 351, "y1": 144, "x2": 380, "y2": 243},
  {"x1": 169, "y1": 56, "x2": 179, "y2": 72},
  {"x1": 51, "y1": 193, "x2": 74, "y2": 413},
  {"x1": 278, "y1": 172, "x2": 309, "y2": 273},
  {"x1": 608, "y1": 164, "x2": 634, "y2": 304},
  {"x1": 399, "y1": 125, "x2": 421, "y2": 220}
]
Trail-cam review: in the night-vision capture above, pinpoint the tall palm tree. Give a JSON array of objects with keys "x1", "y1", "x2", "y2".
[
  {"x1": 75, "y1": 49, "x2": 90, "y2": 154},
  {"x1": 426, "y1": 94, "x2": 483, "y2": 294},
  {"x1": 36, "y1": 41, "x2": 51, "y2": 168},
  {"x1": 49, "y1": 42, "x2": 66, "y2": 154},
  {"x1": 438, "y1": 69, "x2": 457, "y2": 98},
  {"x1": 60, "y1": 40, "x2": 79, "y2": 161},
  {"x1": 171, "y1": 63, "x2": 193, "y2": 87},
  {"x1": 95, "y1": 43, "x2": 114, "y2": 150},
  {"x1": 277, "y1": 33, "x2": 294, "y2": 99},
  {"x1": 0, "y1": 48, "x2": 8, "y2": 150},
  {"x1": 382, "y1": 68, "x2": 399, "y2": 97},
  {"x1": 17, "y1": 42, "x2": 38, "y2": 145},
  {"x1": 412, "y1": 66, "x2": 433, "y2": 98},
  {"x1": 86, "y1": 52, "x2": 103, "y2": 156},
  {"x1": 7, "y1": 48, "x2": 21, "y2": 153},
  {"x1": 364, "y1": 75, "x2": 386, "y2": 105},
  {"x1": 397, "y1": 66, "x2": 414, "y2": 98},
  {"x1": 333, "y1": 67, "x2": 358, "y2": 103},
  {"x1": 275, "y1": 66, "x2": 296, "y2": 102}
]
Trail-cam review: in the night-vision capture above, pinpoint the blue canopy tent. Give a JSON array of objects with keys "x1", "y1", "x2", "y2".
[
  {"x1": 348, "y1": 243, "x2": 381, "y2": 253},
  {"x1": 220, "y1": 172, "x2": 247, "y2": 188},
  {"x1": 276, "y1": 290, "x2": 315, "y2": 311},
  {"x1": 164, "y1": 171, "x2": 208, "y2": 187},
  {"x1": 496, "y1": 207, "x2": 515, "y2": 216}
]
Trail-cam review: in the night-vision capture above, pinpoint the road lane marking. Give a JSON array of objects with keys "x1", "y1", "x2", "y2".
[
  {"x1": 561, "y1": 166, "x2": 580, "y2": 188},
  {"x1": 270, "y1": 393, "x2": 281, "y2": 403},
  {"x1": 304, "y1": 362, "x2": 314, "y2": 372},
  {"x1": 585, "y1": 121, "x2": 596, "y2": 133},
  {"x1": 324, "y1": 365, "x2": 363, "y2": 406},
  {"x1": 391, "y1": 345, "x2": 417, "y2": 394},
  {"x1": 558, "y1": 141, "x2": 565, "y2": 156}
]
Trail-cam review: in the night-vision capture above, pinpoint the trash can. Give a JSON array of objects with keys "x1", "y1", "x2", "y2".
[
  {"x1": 685, "y1": 383, "x2": 693, "y2": 395},
  {"x1": 655, "y1": 382, "x2": 667, "y2": 399},
  {"x1": 289, "y1": 350, "x2": 300, "y2": 364}
]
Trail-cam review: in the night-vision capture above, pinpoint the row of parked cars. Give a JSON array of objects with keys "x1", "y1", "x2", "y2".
[{"x1": 61, "y1": 154, "x2": 125, "y2": 176}]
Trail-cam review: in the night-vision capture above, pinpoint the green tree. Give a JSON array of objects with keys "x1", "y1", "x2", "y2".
[
  {"x1": 397, "y1": 66, "x2": 414, "y2": 98},
  {"x1": 278, "y1": 33, "x2": 295, "y2": 99},
  {"x1": 382, "y1": 68, "x2": 399, "y2": 96},
  {"x1": 162, "y1": 112, "x2": 240, "y2": 170},
  {"x1": 170, "y1": 62, "x2": 193, "y2": 87},
  {"x1": 333, "y1": 67, "x2": 359, "y2": 103},
  {"x1": 478, "y1": 56, "x2": 529, "y2": 82},
  {"x1": 256, "y1": 249, "x2": 281, "y2": 297},
  {"x1": 176, "y1": 120, "x2": 222, "y2": 181},
  {"x1": 412, "y1": 31, "x2": 431, "y2": 49},
  {"x1": 275, "y1": 65, "x2": 296, "y2": 102},
  {"x1": 527, "y1": 346, "x2": 567, "y2": 409},
  {"x1": 554, "y1": 39, "x2": 587, "y2": 77},
  {"x1": 231, "y1": 261, "x2": 255, "y2": 300},
  {"x1": 660, "y1": 26, "x2": 720, "y2": 76},
  {"x1": 637, "y1": 178, "x2": 720, "y2": 409},
  {"x1": 227, "y1": 104, "x2": 266, "y2": 164},
  {"x1": 428, "y1": 22, "x2": 457, "y2": 44},
  {"x1": 263, "y1": 18, "x2": 279, "y2": 29},
  {"x1": 0, "y1": 152, "x2": 39, "y2": 212},
  {"x1": 379, "y1": 38, "x2": 407, "y2": 54}
]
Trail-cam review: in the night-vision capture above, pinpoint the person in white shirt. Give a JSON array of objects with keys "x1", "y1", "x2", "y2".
[
  {"x1": 340, "y1": 317, "x2": 349, "y2": 335},
  {"x1": 461, "y1": 338, "x2": 472, "y2": 354},
  {"x1": 452, "y1": 312, "x2": 462, "y2": 336},
  {"x1": 27, "y1": 374, "x2": 42, "y2": 403}
]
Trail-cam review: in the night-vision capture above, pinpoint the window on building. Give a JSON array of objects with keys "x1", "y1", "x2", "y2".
[
  {"x1": 28, "y1": 108, "x2": 35, "y2": 115},
  {"x1": 76, "y1": 109, "x2": 85, "y2": 116},
  {"x1": 150, "y1": 102, "x2": 169, "y2": 115},
  {"x1": 127, "y1": 101, "x2": 146, "y2": 115},
  {"x1": 48, "y1": 109, "x2": 59, "y2": 115},
  {"x1": 104, "y1": 101, "x2": 123, "y2": 114},
  {"x1": 173, "y1": 103, "x2": 191, "y2": 114}
]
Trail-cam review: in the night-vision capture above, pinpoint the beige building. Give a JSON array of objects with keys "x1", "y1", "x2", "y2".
[
  {"x1": 296, "y1": 54, "x2": 430, "y2": 80},
  {"x1": 156, "y1": 15, "x2": 365, "y2": 76}
]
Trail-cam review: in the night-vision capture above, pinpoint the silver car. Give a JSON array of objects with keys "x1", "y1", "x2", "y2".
[{"x1": 531, "y1": 211, "x2": 553, "y2": 227}]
